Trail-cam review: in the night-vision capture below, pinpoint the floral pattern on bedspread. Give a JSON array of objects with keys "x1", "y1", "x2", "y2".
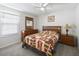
[{"x1": 24, "y1": 31, "x2": 59, "y2": 55}]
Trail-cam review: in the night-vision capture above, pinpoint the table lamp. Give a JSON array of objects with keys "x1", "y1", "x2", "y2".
[{"x1": 65, "y1": 24, "x2": 72, "y2": 36}]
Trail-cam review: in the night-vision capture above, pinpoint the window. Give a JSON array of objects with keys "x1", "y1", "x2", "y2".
[{"x1": 0, "y1": 12, "x2": 19, "y2": 36}]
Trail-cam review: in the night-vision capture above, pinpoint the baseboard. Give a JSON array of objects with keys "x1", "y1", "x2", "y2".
[{"x1": 0, "y1": 40, "x2": 20, "y2": 49}]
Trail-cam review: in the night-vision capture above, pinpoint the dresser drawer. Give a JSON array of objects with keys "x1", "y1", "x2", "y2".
[
  {"x1": 65, "y1": 37, "x2": 74, "y2": 42},
  {"x1": 60, "y1": 34, "x2": 76, "y2": 47}
]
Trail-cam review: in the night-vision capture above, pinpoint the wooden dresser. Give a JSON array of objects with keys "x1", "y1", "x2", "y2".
[
  {"x1": 60, "y1": 34, "x2": 77, "y2": 47},
  {"x1": 21, "y1": 29, "x2": 38, "y2": 42}
]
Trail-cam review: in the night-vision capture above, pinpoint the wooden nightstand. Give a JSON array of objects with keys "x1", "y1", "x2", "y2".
[{"x1": 60, "y1": 34, "x2": 77, "y2": 47}]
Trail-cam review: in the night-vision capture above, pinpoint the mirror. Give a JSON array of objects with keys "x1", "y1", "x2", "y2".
[{"x1": 25, "y1": 17, "x2": 34, "y2": 29}]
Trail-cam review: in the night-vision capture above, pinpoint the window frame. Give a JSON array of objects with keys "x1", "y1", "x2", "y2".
[{"x1": 0, "y1": 12, "x2": 20, "y2": 36}]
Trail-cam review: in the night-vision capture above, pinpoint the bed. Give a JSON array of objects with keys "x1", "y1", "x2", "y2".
[{"x1": 22, "y1": 26, "x2": 61, "y2": 56}]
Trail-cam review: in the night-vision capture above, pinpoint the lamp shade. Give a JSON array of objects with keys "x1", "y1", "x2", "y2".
[{"x1": 64, "y1": 24, "x2": 72, "y2": 29}]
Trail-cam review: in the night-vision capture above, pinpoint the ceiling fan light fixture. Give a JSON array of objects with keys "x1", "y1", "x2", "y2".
[{"x1": 40, "y1": 7, "x2": 44, "y2": 11}]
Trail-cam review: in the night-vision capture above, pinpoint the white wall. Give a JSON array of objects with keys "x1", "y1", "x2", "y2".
[
  {"x1": 37, "y1": 8, "x2": 76, "y2": 35},
  {"x1": 0, "y1": 5, "x2": 37, "y2": 48},
  {"x1": 76, "y1": 4, "x2": 79, "y2": 48}
]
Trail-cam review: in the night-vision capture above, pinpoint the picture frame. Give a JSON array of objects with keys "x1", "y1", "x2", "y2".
[{"x1": 48, "y1": 16, "x2": 55, "y2": 22}]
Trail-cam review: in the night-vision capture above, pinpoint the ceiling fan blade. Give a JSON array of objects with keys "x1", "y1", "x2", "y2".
[{"x1": 43, "y1": 3, "x2": 48, "y2": 7}]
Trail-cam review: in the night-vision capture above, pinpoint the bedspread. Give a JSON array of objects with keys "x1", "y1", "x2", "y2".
[{"x1": 24, "y1": 31, "x2": 59, "y2": 55}]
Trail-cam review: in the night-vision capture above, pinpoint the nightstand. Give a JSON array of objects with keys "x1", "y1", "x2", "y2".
[{"x1": 60, "y1": 34, "x2": 77, "y2": 47}]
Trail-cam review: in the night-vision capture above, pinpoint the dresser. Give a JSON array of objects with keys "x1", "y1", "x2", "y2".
[
  {"x1": 21, "y1": 29, "x2": 38, "y2": 42},
  {"x1": 60, "y1": 34, "x2": 77, "y2": 47}
]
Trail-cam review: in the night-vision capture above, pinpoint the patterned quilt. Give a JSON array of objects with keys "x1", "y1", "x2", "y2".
[{"x1": 24, "y1": 31, "x2": 59, "y2": 55}]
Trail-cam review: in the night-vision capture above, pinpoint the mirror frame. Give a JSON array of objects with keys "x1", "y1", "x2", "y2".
[{"x1": 25, "y1": 17, "x2": 34, "y2": 29}]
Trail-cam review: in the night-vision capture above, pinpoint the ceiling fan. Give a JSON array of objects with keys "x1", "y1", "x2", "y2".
[{"x1": 33, "y1": 3, "x2": 49, "y2": 11}]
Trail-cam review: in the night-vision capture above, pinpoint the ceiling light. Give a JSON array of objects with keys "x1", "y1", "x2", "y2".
[{"x1": 40, "y1": 7, "x2": 44, "y2": 11}]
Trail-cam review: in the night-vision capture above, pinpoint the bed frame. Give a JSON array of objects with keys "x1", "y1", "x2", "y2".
[
  {"x1": 43, "y1": 26, "x2": 61, "y2": 33},
  {"x1": 22, "y1": 26, "x2": 61, "y2": 56}
]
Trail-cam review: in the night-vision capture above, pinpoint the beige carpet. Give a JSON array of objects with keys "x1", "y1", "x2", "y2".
[{"x1": 0, "y1": 43, "x2": 79, "y2": 56}]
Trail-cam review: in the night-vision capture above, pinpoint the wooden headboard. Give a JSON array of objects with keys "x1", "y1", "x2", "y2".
[{"x1": 43, "y1": 26, "x2": 61, "y2": 34}]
